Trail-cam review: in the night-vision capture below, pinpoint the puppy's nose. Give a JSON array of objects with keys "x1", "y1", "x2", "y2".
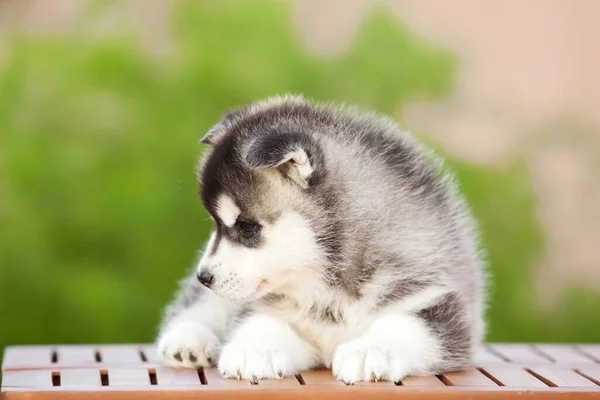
[{"x1": 197, "y1": 270, "x2": 214, "y2": 288}]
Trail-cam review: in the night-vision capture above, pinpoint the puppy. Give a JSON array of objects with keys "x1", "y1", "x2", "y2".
[{"x1": 156, "y1": 95, "x2": 486, "y2": 384}]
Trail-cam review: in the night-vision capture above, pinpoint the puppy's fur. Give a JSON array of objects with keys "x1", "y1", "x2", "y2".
[{"x1": 156, "y1": 95, "x2": 486, "y2": 384}]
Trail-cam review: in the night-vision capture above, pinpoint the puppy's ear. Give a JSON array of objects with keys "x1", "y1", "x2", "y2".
[
  {"x1": 244, "y1": 133, "x2": 316, "y2": 188},
  {"x1": 199, "y1": 109, "x2": 242, "y2": 145},
  {"x1": 199, "y1": 123, "x2": 222, "y2": 145}
]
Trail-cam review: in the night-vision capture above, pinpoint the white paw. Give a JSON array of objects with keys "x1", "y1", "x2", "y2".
[
  {"x1": 217, "y1": 314, "x2": 314, "y2": 381},
  {"x1": 218, "y1": 336, "x2": 298, "y2": 381},
  {"x1": 157, "y1": 320, "x2": 220, "y2": 368},
  {"x1": 332, "y1": 339, "x2": 408, "y2": 384}
]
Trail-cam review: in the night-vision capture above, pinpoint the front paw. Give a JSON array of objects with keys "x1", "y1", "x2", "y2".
[
  {"x1": 157, "y1": 320, "x2": 220, "y2": 368},
  {"x1": 218, "y1": 337, "x2": 299, "y2": 381},
  {"x1": 332, "y1": 339, "x2": 408, "y2": 384}
]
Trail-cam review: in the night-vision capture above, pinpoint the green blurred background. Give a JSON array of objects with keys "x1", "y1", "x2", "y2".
[{"x1": 1, "y1": 0, "x2": 599, "y2": 362}]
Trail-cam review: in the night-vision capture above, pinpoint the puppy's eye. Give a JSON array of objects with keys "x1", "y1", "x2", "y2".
[{"x1": 238, "y1": 221, "x2": 260, "y2": 238}]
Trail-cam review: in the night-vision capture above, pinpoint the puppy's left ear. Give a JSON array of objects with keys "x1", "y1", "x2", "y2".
[
  {"x1": 199, "y1": 109, "x2": 242, "y2": 145},
  {"x1": 244, "y1": 133, "x2": 317, "y2": 188},
  {"x1": 199, "y1": 123, "x2": 222, "y2": 145}
]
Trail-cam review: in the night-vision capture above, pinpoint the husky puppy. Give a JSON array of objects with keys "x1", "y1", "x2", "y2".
[{"x1": 156, "y1": 95, "x2": 486, "y2": 384}]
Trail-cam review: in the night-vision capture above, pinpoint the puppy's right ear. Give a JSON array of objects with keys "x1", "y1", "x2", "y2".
[
  {"x1": 244, "y1": 132, "x2": 321, "y2": 188},
  {"x1": 199, "y1": 109, "x2": 241, "y2": 145}
]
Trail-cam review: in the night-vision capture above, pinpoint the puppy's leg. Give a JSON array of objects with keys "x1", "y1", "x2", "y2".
[
  {"x1": 218, "y1": 313, "x2": 316, "y2": 381},
  {"x1": 332, "y1": 292, "x2": 471, "y2": 384},
  {"x1": 157, "y1": 275, "x2": 239, "y2": 368}
]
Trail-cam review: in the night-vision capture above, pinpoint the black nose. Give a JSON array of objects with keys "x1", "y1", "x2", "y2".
[{"x1": 197, "y1": 271, "x2": 214, "y2": 288}]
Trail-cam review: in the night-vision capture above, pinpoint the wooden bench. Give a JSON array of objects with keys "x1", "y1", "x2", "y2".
[{"x1": 2, "y1": 344, "x2": 599, "y2": 399}]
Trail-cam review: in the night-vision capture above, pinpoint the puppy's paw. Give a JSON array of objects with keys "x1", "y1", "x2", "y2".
[
  {"x1": 218, "y1": 336, "x2": 297, "y2": 381},
  {"x1": 332, "y1": 339, "x2": 408, "y2": 384},
  {"x1": 157, "y1": 320, "x2": 220, "y2": 368},
  {"x1": 217, "y1": 314, "x2": 314, "y2": 381}
]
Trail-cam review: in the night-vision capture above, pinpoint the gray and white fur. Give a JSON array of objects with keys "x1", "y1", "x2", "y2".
[{"x1": 156, "y1": 95, "x2": 486, "y2": 384}]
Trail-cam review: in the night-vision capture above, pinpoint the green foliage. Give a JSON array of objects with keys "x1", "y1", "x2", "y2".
[{"x1": 0, "y1": 0, "x2": 598, "y2": 363}]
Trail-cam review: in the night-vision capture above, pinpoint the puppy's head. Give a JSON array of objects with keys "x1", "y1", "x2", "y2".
[{"x1": 196, "y1": 97, "x2": 330, "y2": 302}]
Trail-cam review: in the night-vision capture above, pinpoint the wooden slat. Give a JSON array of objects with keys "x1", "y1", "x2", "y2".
[
  {"x1": 300, "y1": 369, "x2": 396, "y2": 386},
  {"x1": 2, "y1": 347, "x2": 53, "y2": 370},
  {"x1": 299, "y1": 369, "x2": 345, "y2": 386},
  {"x1": 401, "y1": 375, "x2": 446, "y2": 386},
  {"x1": 577, "y1": 368, "x2": 600, "y2": 386},
  {"x1": 481, "y1": 366, "x2": 547, "y2": 387},
  {"x1": 202, "y1": 367, "x2": 253, "y2": 387},
  {"x1": 138, "y1": 345, "x2": 161, "y2": 364},
  {"x1": 154, "y1": 367, "x2": 203, "y2": 386},
  {"x1": 577, "y1": 345, "x2": 600, "y2": 363},
  {"x1": 353, "y1": 380, "x2": 395, "y2": 387},
  {"x1": 1, "y1": 370, "x2": 53, "y2": 388},
  {"x1": 60, "y1": 369, "x2": 101, "y2": 387},
  {"x1": 56, "y1": 347, "x2": 96, "y2": 366},
  {"x1": 474, "y1": 346, "x2": 507, "y2": 365},
  {"x1": 534, "y1": 345, "x2": 596, "y2": 364},
  {"x1": 528, "y1": 367, "x2": 598, "y2": 387},
  {"x1": 98, "y1": 346, "x2": 144, "y2": 365},
  {"x1": 440, "y1": 369, "x2": 497, "y2": 386},
  {"x1": 107, "y1": 368, "x2": 151, "y2": 386},
  {"x1": 488, "y1": 344, "x2": 551, "y2": 364},
  {"x1": 255, "y1": 377, "x2": 304, "y2": 387}
]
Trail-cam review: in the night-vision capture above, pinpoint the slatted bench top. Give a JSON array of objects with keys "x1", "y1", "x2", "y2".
[{"x1": 2, "y1": 343, "x2": 599, "y2": 399}]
